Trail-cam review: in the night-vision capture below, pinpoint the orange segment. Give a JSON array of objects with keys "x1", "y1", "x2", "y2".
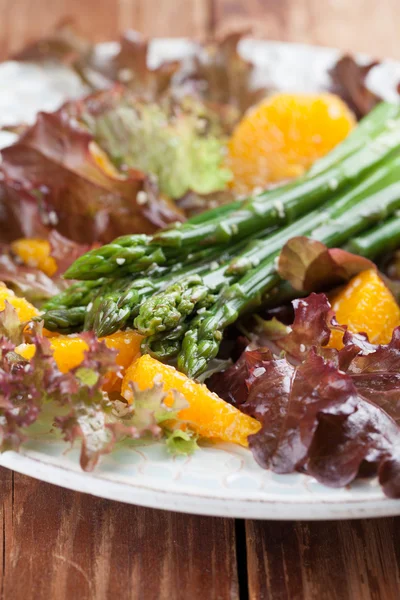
[
  {"x1": 15, "y1": 330, "x2": 143, "y2": 387},
  {"x1": 0, "y1": 284, "x2": 39, "y2": 321},
  {"x1": 48, "y1": 336, "x2": 89, "y2": 372},
  {"x1": 15, "y1": 343, "x2": 36, "y2": 361},
  {"x1": 328, "y1": 269, "x2": 400, "y2": 349},
  {"x1": 122, "y1": 354, "x2": 261, "y2": 446},
  {"x1": 15, "y1": 337, "x2": 87, "y2": 372},
  {"x1": 227, "y1": 92, "x2": 356, "y2": 195},
  {"x1": 11, "y1": 238, "x2": 57, "y2": 277},
  {"x1": 101, "y1": 330, "x2": 143, "y2": 392}
]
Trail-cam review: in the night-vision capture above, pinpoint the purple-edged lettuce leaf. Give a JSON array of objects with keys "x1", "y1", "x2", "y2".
[
  {"x1": 178, "y1": 30, "x2": 268, "y2": 118},
  {"x1": 0, "y1": 100, "x2": 182, "y2": 244},
  {"x1": 0, "y1": 244, "x2": 67, "y2": 302},
  {"x1": 208, "y1": 292, "x2": 400, "y2": 497},
  {"x1": 0, "y1": 304, "x2": 198, "y2": 467},
  {"x1": 47, "y1": 230, "x2": 95, "y2": 275},
  {"x1": 207, "y1": 347, "x2": 272, "y2": 407},
  {"x1": 13, "y1": 23, "x2": 180, "y2": 100},
  {"x1": 329, "y1": 54, "x2": 382, "y2": 119},
  {"x1": 278, "y1": 236, "x2": 376, "y2": 292},
  {"x1": 13, "y1": 24, "x2": 266, "y2": 123}
]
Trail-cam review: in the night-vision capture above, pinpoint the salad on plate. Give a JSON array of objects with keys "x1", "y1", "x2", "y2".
[{"x1": 1, "y1": 25, "x2": 400, "y2": 500}]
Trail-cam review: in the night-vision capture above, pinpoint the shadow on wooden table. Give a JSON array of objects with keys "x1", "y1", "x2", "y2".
[{"x1": 0, "y1": 467, "x2": 399, "y2": 599}]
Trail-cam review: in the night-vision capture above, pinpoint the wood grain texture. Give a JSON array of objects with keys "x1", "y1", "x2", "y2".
[
  {"x1": 0, "y1": 469, "x2": 238, "y2": 600},
  {"x1": 214, "y1": 0, "x2": 400, "y2": 59},
  {"x1": 0, "y1": 0, "x2": 210, "y2": 59},
  {"x1": 246, "y1": 518, "x2": 400, "y2": 600}
]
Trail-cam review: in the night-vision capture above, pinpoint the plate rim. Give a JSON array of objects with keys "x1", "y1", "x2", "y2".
[
  {"x1": 2, "y1": 38, "x2": 400, "y2": 519},
  {"x1": 2, "y1": 449, "x2": 400, "y2": 520}
]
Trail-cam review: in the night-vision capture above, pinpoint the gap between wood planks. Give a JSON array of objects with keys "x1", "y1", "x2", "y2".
[{"x1": 235, "y1": 519, "x2": 249, "y2": 600}]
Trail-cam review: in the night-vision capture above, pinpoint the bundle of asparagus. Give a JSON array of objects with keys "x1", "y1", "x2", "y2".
[{"x1": 43, "y1": 102, "x2": 400, "y2": 377}]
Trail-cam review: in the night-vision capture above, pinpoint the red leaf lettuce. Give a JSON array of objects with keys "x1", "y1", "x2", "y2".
[
  {"x1": 208, "y1": 293, "x2": 400, "y2": 497},
  {"x1": 0, "y1": 305, "x2": 189, "y2": 469}
]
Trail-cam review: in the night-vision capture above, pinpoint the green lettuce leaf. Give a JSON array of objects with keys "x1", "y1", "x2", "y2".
[
  {"x1": 83, "y1": 96, "x2": 232, "y2": 199},
  {"x1": 165, "y1": 429, "x2": 199, "y2": 456}
]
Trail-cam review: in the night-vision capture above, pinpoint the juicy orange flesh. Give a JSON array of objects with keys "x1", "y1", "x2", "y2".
[
  {"x1": 102, "y1": 330, "x2": 143, "y2": 391},
  {"x1": 15, "y1": 330, "x2": 143, "y2": 388},
  {"x1": 0, "y1": 285, "x2": 39, "y2": 321},
  {"x1": 11, "y1": 238, "x2": 57, "y2": 277},
  {"x1": 122, "y1": 354, "x2": 261, "y2": 447},
  {"x1": 227, "y1": 92, "x2": 356, "y2": 195},
  {"x1": 328, "y1": 269, "x2": 400, "y2": 348}
]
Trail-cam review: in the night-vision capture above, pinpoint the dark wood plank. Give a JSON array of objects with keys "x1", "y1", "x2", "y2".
[
  {"x1": 0, "y1": 468, "x2": 238, "y2": 600},
  {"x1": 245, "y1": 519, "x2": 400, "y2": 600},
  {"x1": 0, "y1": 0, "x2": 211, "y2": 60},
  {"x1": 214, "y1": 0, "x2": 400, "y2": 59}
]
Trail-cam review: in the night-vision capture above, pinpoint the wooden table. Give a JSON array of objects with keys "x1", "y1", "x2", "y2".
[{"x1": 1, "y1": 1, "x2": 400, "y2": 598}]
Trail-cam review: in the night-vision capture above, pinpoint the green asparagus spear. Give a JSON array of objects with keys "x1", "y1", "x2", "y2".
[
  {"x1": 134, "y1": 275, "x2": 216, "y2": 336},
  {"x1": 260, "y1": 215, "x2": 400, "y2": 311},
  {"x1": 177, "y1": 153, "x2": 400, "y2": 377},
  {"x1": 42, "y1": 279, "x2": 106, "y2": 311},
  {"x1": 42, "y1": 306, "x2": 87, "y2": 334},
  {"x1": 85, "y1": 277, "x2": 158, "y2": 337},
  {"x1": 346, "y1": 214, "x2": 400, "y2": 258},
  {"x1": 136, "y1": 152, "x2": 400, "y2": 347},
  {"x1": 84, "y1": 236, "x2": 256, "y2": 336},
  {"x1": 64, "y1": 103, "x2": 400, "y2": 281}
]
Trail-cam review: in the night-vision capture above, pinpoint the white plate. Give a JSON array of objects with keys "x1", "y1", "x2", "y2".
[{"x1": 1, "y1": 39, "x2": 400, "y2": 520}]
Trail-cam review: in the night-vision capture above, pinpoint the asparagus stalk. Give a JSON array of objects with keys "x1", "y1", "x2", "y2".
[
  {"x1": 64, "y1": 103, "x2": 400, "y2": 281},
  {"x1": 346, "y1": 214, "x2": 400, "y2": 258},
  {"x1": 259, "y1": 215, "x2": 400, "y2": 312},
  {"x1": 85, "y1": 236, "x2": 252, "y2": 336},
  {"x1": 42, "y1": 279, "x2": 106, "y2": 311},
  {"x1": 177, "y1": 153, "x2": 400, "y2": 377},
  {"x1": 42, "y1": 306, "x2": 87, "y2": 334},
  {"x1": 137, "y1": 153, "x2": 400, "y2": 345},
  {"x1": 134, "y1": 275, "x2": 216, "y2": 336}
]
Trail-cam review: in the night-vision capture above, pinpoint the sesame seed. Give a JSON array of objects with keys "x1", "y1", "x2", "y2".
[
  {"x1": 253, "y1": 367, "x2": 265, "y2": 378},
  {"x1": 273, "y1": 200, "x2": 285, "y2": 219},
  {"x1": 137, "y1": 191, "x2": 148, "y2": 205},
  {"x1": 328, "y1": 178, "x2": 338, "y2": 191},
  {"x1": 48, "y1": 210, "x2": 58, "y2": 225},
  {"x1": 116, "y1": 257, "x2": 126, "y2": 265},
  {"x1": 86, "y1": 302, "x2": 93, "y2": 312}
]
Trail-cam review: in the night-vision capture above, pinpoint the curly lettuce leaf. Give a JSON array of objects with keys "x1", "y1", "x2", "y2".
[
  {"x1": 0, "y1": 300, "x2": 26, "y2": 344},
  {"x1": 181, "y1": 30, "x2": 268, "y2": 119},
  {"x1": 208, "y1": 292, "x2": 400, "y2": 498},
  {"x1": 0, "y1": 308, "x2": 178, "y2": 469},
  {"x1": 13, "y1": 24, "x2": 266, "y2": 123},
  {"x1": 0, "y1": 243, "x2": 68, "y2": 303},
  {"x1": 83, "y1": 95, "x2": 232, "y2": 199},
  {"x1": 0, "y1": 231, "x2": 92, "y2": 304},
  {"x1": 165, "y1": 429, "x2": 199, "y2": 456},
  {"x1": 0, "y1": 98, "x2": 182, "y2": 244}
]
